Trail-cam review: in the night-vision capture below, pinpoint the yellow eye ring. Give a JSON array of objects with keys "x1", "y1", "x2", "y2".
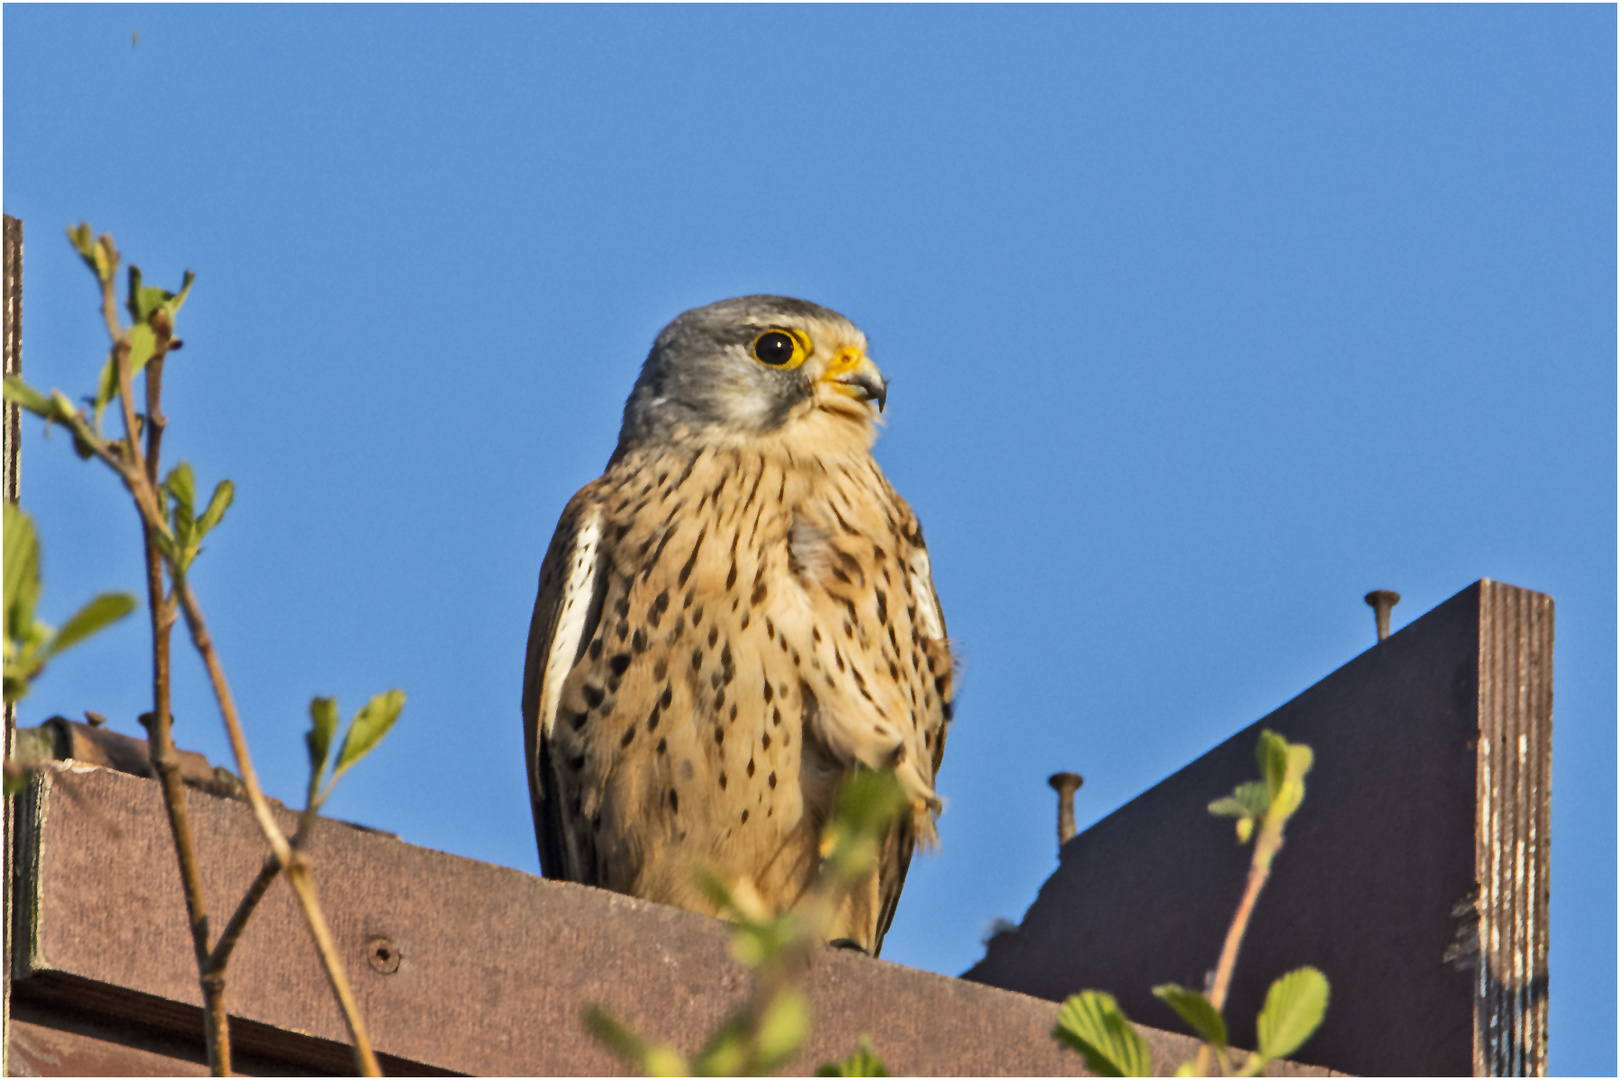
[{"x1": 749, "y1": 328, "x2": 810, "y2": 369}]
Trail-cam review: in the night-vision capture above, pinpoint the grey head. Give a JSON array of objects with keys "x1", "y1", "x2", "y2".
[{"x1": 617, "y1": 295, "x2": 887, "y2": 450}]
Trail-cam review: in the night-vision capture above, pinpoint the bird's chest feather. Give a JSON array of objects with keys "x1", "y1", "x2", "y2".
[{"x1": 548, "y1": 443, "x2": 945, "y2": 905}]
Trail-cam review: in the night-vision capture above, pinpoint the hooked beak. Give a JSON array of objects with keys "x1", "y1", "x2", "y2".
[{"x1": 821, "y1": 347, "x2": 888, "y2": 412}]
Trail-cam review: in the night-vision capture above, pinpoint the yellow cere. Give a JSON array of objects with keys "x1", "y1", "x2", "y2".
[{"x1": 822, "y1": 345, "x2": 866, "y2": 380}]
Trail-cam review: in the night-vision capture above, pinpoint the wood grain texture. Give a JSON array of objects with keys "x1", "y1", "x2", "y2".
[{"x1": 8, "y1": 763, "x2": 1340, "y2": 1076}]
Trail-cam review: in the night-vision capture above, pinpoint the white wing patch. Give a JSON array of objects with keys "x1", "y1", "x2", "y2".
[
  {"x1": 541, "y1": 506, "x2": 603, "y2": 738},
  {"x1": 907, "y1": 547, "x2": 946, "y2": 642}
]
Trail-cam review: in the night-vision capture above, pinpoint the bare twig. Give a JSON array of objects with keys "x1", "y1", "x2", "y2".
[
  {"x1": 1196, "y1": 808, "x2": 1288, "y2": 1076},
  {"x1": 176, "y1": 581, "x2": 380, "y2": 1076},
  {"x1": 85, "y1": 243, "x2": 232, "y2": 1074},
  {"x1": 209, "y1": 853, "x2": 281, "y2": 975},
  {"x1": 54, "y1": 231, "x2": 381, "y2": 1077}
]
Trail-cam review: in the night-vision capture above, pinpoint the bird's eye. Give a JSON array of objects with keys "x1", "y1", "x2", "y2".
[{"x1": 750, "y1": 329, "x2": 805, "y2": 368}]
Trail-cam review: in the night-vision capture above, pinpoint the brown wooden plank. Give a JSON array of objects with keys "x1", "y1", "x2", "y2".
[{"x1": 11, "y1": 761, "x2": 1339, "y2": 1076}]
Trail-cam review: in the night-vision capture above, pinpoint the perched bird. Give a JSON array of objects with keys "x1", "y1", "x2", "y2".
[{"x1": 522, "y1": 296, "x2": 952, "y2": 955}]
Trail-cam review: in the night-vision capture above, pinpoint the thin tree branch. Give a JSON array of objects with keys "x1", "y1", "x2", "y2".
[
  {"x1": 91, "y1": 261, "x2": 231, "y2": 1076},
  {"x1": 209, "y1": 853, "x2": 281, "y2": 975},
  {"x1": 175, "y1": 580, "x2": 380, "y2": 1076},
  {"x1": 1195, "y1": 817, "x2": 1287, "y2": 1076}
]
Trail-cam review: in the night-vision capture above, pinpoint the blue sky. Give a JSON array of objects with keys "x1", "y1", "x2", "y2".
[{"x1": 5, "y1": 5, "x2": 1613, "y2": 1072}]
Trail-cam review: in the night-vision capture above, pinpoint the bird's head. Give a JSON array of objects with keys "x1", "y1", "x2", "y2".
[{"x1": 618, "y1": 296, "x2": 886, "y2": 449}]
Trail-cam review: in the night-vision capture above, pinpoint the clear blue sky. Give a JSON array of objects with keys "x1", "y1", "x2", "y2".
[{"x1": 5, "y1": 6, "x2": 1613, "y2": 1072}]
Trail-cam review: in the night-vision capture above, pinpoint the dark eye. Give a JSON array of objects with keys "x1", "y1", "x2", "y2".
[{"x1": 751, "y1": 330, "x2": 799, "y2": 367}]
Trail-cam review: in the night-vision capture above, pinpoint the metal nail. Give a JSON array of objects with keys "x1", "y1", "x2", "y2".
[
  {"x1": 367, "y1": 936, "x2": 401, "y2": 975},
  {"x1": 1364, "y1": 590, "x2": 1401, "y2": 643},
  {"x1": 1048, "y1": 772, "x2": 1084, "y2": 848}
]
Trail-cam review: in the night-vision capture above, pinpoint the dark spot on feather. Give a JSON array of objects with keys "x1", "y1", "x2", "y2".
[
  {"x1": 715, "y1": 688, "x2": 726, "y2": 710},
  {"x1": 720, "y1": 772, "x2": 728, "y2": 789},
  {"x1": 692, "y1": 648, "x2": 704, "y2": 671},
  {"x1": 632, "y1": 629, "x2": 647, "y2": 653},
  {"x1": 763, "y1": 682, "x2": 774, "y2": 703},
  {"x1": 678, "y1": 531, "x2": 704, "y2": 587},
  {"x1": 741, "y1": 809, "x2": 749, "y2": 823},
  {"x1": 750, "y1": 581, "x2": 767, "y2": 607},
  {"x1": 621, "y1": 726, "x2": 635, "y2": 747},
  {"x1": 615, "y1": 619, "x2": 629, "y2": 641},
  {"x1": 569, "y1": 753, "x2": 585, "y2": 771},
  {"x1": 875, "y1": 590, "x2": 888, "y2": 625},
  {"x1": 647, "y1": 705, "x2": 661, "y2": 731},
  {"x1": 656, "y1": 737, "x2": 667, "y2": 755},
  {"x1": 668, "y1": 789, "x2": 679, "y2": 813},
  {"x1": 772, "y1": 706, "x2": 782, "y2": 727},
  {"x1": 650, "y1": 590, "x2": 669, "y2": 626},
  {"x1": 660, "y1": 685, "x2": 673, "y2": 709},
  {"x1": 589, "y1": 638, "x2": 604, "y2": 660},
  {"x1": 812, "y1": 628, "x2": 822, "y2": 643},
  {"x1": 609, "y1": 654, "x2": 631, "y2": 676},
  {"x1": 567, "y1": 711, "x2": 587, "y2": 732},
  {"x1": 653, "y1": 658, "x2": 668, "y2": 680},
  {"x1": 726, "y1": 562, "x2": 738, "y2": 591},
  {"x1": 747, "y1": 758, "x2": 756, "y2": 778},
  {"x1": 708, "y1": 625, "x2": 719, "y2": 648},
  {"x1": 583, "y1": 685, "x2": 605, "y2": 709},
  {"x1": 765, "y1": 617, "x2": 775, "y2": 639},
  {"x1": 714, "y1": 725, "x2": 724, "y2": 745},
  {"x1": 768, "y1": 772, "x2": 777, "y2": 789},
  {"x1": 693, "y1": 604, "x2": 704, "y2": 626},
  {"x1": 762, "y1": 732, "x2": 772, "y2": 750},
  {"x1": 615, "y1": 598, "x2": 630, "y2": 618}
]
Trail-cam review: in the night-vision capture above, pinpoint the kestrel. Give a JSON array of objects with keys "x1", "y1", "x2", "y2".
[{"x1": 522, "y1": 296, "x2": 952, "y2": 955}]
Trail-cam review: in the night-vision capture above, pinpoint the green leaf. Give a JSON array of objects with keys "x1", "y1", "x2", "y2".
[
  {"x1": 167, "y1": 270, "x2": 196, "y2": 316},
  {"x1": 1257, "y1": 729, "x2": 1289, "y2": 805},
  {"x1": 197, "y1": 479, "x2": 234, "y2": 536},
  {"x1": 753, "y1": 989, "x2": 810, "y2": 1071},
  {"x1": 126, "y1": 323, "x2": 157, "y2": 378},
  {"x1": 692, "y1": 1016, "x2": 751, "y2": 1076},
  {"x1": 93, "y1": 353, "x2": 118, "y2": 427},
  {"x1": 4, "y1": 504, "x2": 41, "y2": 643},
  {"x1": 1053, "y1": 991, "x2": 1151, "y2": 1077},
  {"x1": 4, "y1": 766, "x2": 31, "y2": 797},
  {"x1": 1208, "y1": 781, "x2": 1268, "y2": 819},
  {"x1": 2, "y1": 376, "x2": 53, "y2": 418},
  {"x1": 66, "y1": 222, "x2": 96, "y2": 265},
  {"x1": 47, "y1": 591, "x2": 136, "y2": 655},
  {"x1": 1152, "y1": 983, "x2": 1227, "y2": 1050},
  {"x1": 330, "y1": 688, "x2": 405, "y2": 785},
  {"x1": 1254, "y1": 967, "x2": 1329, "y2": 1064},
  {"x1": 837, "y1": 768, "x2": 908, "y2": 834},
  {"x1": 817, "y1": 1036, "x2": 888, "y2": 1077},
  {"x1": 583, "y1": 1004, "x2": 687, "y2": 1077},
  {"x1": 306, "y1": 696, "x2": 339, "y2": 806},
  {"x1": 128, "y1": 263, "x2": 194, "y2": 324},
  {"x1": 1285, "y1": 743, "x2": 1314, "y2": 785},
  {"x1": 164, "y1": 461, "x2": 197, "y2": 518}
]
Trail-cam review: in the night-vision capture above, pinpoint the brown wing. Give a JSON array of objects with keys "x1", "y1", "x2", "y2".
[
  {"x1": 522, "y1": 482, "x2": 609, "y2": 880},
  {"x1": 870, "y1": 527, "x2": 953, "y2": 957}
]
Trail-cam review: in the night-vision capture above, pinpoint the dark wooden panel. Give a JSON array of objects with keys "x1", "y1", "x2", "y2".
[{"x1": 964, "y1": 580, "x2": 1552, "y2": 1078}]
